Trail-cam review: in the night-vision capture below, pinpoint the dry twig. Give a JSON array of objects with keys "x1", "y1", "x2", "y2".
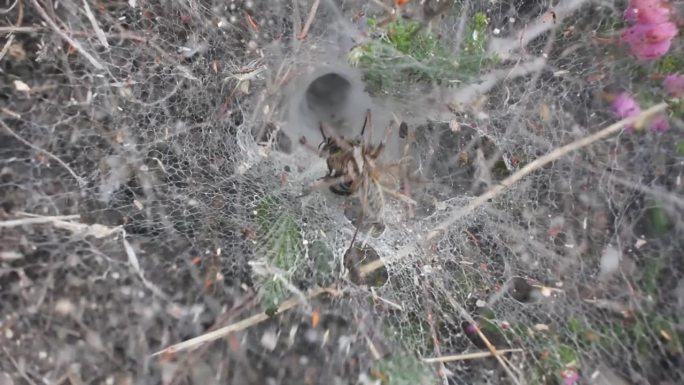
[
  {"x1": 82, "y1": 0, "x2": 109, "y2": 49},
  {"x1": 423, "y1": 348, "x2": 523, "y2": 363},
  {"x1": 427, "y1": 102, "x2": 669, "y2": 243},
  {"x1": 0, "y1": 26, "x2": 39, "y2": 33},
  {"x1": 0, "y1": 117, "x2": 86, "y2": 188},
  {"x1": 29, "y1": 0, "x2": 104, "y2": 70},
  {"x1": 0, "y1": 214, "x2": 81, "y2": 228},
  {"x1": 151, "y1": 287, "x2": 335, "y2": 357},
  {"x1": 297, "y1": 0, "x2": 320, "y2": 39}
]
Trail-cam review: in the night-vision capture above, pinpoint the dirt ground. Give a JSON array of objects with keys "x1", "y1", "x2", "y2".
[{"x1": 1, "y1": 1, "x2": 683, "y2": 385}]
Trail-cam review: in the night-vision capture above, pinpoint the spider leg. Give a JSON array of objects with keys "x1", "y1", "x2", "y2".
[
  {"x1": 299, "y1": 135, "x2": 324, "y2": 156},
  {"x1": 380, "y1": 187, "x2": 417, "y2": 206},
  {"x1": 369, "y1": 119, "x2": 397, "y2": 159},
  {"x1": 320, "y1": 122, "x2": 353, "y2": 152},
  {"x1": 360, "y1": 108, "x2": 372, "y2": 143},
  {"x1": 397, "y1": 120, "x2": 417, "y2": 218},
  {"x1": 299, "y1": 174, "x2": 354, "y2": 197}
]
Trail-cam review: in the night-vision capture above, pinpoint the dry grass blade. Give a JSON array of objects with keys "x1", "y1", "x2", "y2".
[
  {"x1": 82, "y1": 0, "x2": 108, "y2": 49},
  {"x1": 29, "y1": 0, "x2": 104, "y2": 70},
  {"x1": 0, "y1": 34, "x2": 15, "y2": 64},
  {"x1": 151, "y1": 287, "x2": 333, "y2": 357},
  {"x1": 0, "y1": 117, "x2": 86, "y2": 188},
  {"x1": 0, "y1": 26, "x2": 39, "y2": 33},
  {"x1": 473, "y1": 327, "x2": 522, "y2": 385},
  {"x1": 427, "y1": 102, "x2": 669, "y2": 242},
  {"x1": 297, "y1": 0, "x2": 320, "y2": 40},
  {"x1": 358, "y1": 258, "x2": 385, "y2": 277},
  {"x1": 0, "y1": 214, "x2": 81, "y2": 228},
  {"x1": 423, "y1": 348, "x2": 523, "y2": 363}
]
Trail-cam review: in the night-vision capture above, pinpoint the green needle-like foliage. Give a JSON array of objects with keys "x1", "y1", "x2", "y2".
[
  {"x1": 255, "y1": 196, "x2": 303, "y2": 312},
  {"x1": 349, "y1": 12, "x2": 496, "y2": 95}
]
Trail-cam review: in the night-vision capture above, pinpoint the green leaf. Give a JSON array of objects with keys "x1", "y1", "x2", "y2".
[
  {"x1": 646, "y1": 202, "x2": 673, "y2": 235},
  {"x1": 641, "y1": 257, "x2": 663, "y2": 295},
  {"x1": 567, "y1": 318, "x2": 585, "y2": 335},
  {"x1": 557, "y1": 344, "x2": 577, "y2": 366},
  {"x1": 676, "y1": 140, "x2": 684, "y2": 156},
  {"x1": 656, "y1": 55, "x2": 684, "y2": 74}
]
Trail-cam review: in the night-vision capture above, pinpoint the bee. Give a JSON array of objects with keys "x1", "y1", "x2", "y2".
[{"x1": 305, "y1": 109, "x2": 416, "y2": 226}]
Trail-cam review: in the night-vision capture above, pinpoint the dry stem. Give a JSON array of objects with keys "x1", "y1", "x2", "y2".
[
  {"x1": 29, "y1": 0, "x2": 104, "y2": 70},
  {"x1": 297, "y1": 0, "x2": 320, "y2": 40},
  {"x1": 0, "y1": 214, "x2": 81, "y2": 228},
  {"x1": 423, "y1": 348, "x2": 523, "y2": 363},
  {"x1": 82, "y1": 0, "x2": 109, "y2": 49},
  {"x1": 0, "y1": 117, "x2": 86, "y2": 188},
  {"x1": 151, "y1": 287, "x2": 334, "y2": 357},
  {"x1": 427, "y1": 102, "x2": 669, "y2": 243}
]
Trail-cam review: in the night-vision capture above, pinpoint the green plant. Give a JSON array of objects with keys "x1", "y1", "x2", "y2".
[
  {"x1": 255, "y1": 196, "x2": 303, "y2": 312},
  {"x1": 349, "y1": 13, "x2": 497, "y2": 95},
  {"x1": 373, "y1": 353, "x2": 435, "y2": 385},
  {"x1": 656, "y1": 55, "x2": 684, "y2": 74},
  {"x1": 645, "y1": 200, "x2": 673, "y2": 235},
  {"x1": 677, "y1": 140, "x2": 684, "y2": 156}
]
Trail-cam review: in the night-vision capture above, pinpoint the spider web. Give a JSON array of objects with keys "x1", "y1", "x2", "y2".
[{"x1": 1, "y1": 1, "x2": 682, "y2": 385}]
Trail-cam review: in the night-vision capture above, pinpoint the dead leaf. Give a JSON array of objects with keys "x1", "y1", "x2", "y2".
[
  {"x1": 245, "y1": 12, "x2": 259, "y2": 32},
  {"x1": 539, "y1": 103, "x2": 552, "y2": 123},
  {"x1": 533, "y1": 324, "x2": 550, "y2": 332},
  {"x1": 311, "y1": 309, "x2": 320, "y2": 328},
  {"x1": 8, "y1": 43, "x2": 26, "y2": 61},
  {"x1": 659, "y1": 329, "x2": 672, "y2": 341},
  {"x1": 0, "y1": 372, "x2": 14, "y2": 385},
  {"x1": 13, "y1": 80, "x2": 30, "y2": 92},
  {"x1": 114, "y1": 130, "x2": 124, "y2": 144}
]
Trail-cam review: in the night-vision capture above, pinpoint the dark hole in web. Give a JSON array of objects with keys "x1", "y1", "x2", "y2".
[
  {"x1": 305, "y1": 72, "x2": 352, "y2": 114},
  {"x1": 399, "y1": 122, "x2": 409, "y2": 139}
]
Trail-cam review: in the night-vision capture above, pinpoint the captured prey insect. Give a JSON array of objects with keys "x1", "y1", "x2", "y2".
[{"x1": 300, "y1": 109, "x2": 416, "y2": 226}]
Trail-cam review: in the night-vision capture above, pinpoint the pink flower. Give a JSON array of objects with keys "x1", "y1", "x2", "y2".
[
  {"x1": 611, "y1": 92, "x2": 641, "y2": 132},
  {"x1": 624, "y1": 0, "x2": 672, "y2": 24},
  {"x1": 621, "y1": 22, "x2": 678, "y2": 60},
  {"x1": 663, "y1": 73, "x2": 684, "y2": 97},
  {"x1": 650, "y1": 116, "x2": 670, "y2": 132},
  {"x1": 465, "y1": 323, "x2": 479, "y2": 334},
  {"x1": 561, "y1": 369, "x2": 579, "y2": 385},
  {"x1": 612, "y1": 92, "x2": 641, "y2": 119},
  {"x1": 628, "y1": 38, "x2": 673, "y2": 60},
  {"x1": 620, "y1": 0, "x2": 678, "y2": 60}
]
